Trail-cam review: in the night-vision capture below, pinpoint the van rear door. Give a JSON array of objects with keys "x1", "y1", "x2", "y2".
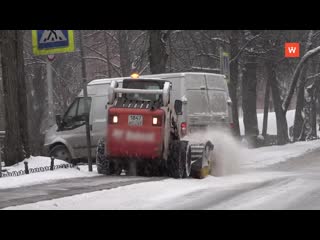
[
  {"x1": 185, "y1": 74, "x2": 211, "y2": 131},
  {"x1": 186, "y1": 74, "x2": 230, "y2": 131},
  {"x1": 205, "y1": 74, "x2": 232, "y2": 125}
]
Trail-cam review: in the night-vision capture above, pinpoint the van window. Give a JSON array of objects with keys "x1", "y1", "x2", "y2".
[
  {"x1": 186, "y1": 90, "x2": 209, "y2": 114},
  {"x1": 186, "y1": 74, "x2": 206, "y2": 89},
  {"x1": 77, "y1": 97, "x2": 92, "y2": 116},
  {"x1": 208, "y1": 90, "x2": 227, "y2": 113},
  {"x1": 63, "y1": 97, "x2": 92, "y2": 128},
  {"x1": 206, "y1": 75, "x2": 227, "y2": 90},
  {"x1": 65, "y1": 100, "x2": 78, "y2": 119}
]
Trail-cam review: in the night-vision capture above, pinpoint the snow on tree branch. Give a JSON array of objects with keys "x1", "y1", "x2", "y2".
[
  {"x1": 139, "y1": 63, "x2": 149, "y2": 75},
  {"x1": 307, "y1": 72, "x2": 320, "y2": 80},
  {"x1": 211, "y1": 37, "x2": 230, "y2": 44}
]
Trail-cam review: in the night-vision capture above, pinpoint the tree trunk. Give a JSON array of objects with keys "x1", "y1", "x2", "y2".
[
  {"x1": 310, "y1": 82, "x2": 319, "y2": 138},
  {"x1": 27, "y1": 65, "x2": 46, "y2": 155},
  {"x1": 293, "y1": 71, "x2": 307, "y2": 141},
  {"x1": 292, "y1": 31, "x2": 314, "y2": 141},
  {"x1": 148, "y1": 30, "x2": 170, "y2": 74},
  {"x1": 104, "y1": 31, "x2": 112, "y2": 78},
  {"x1": 267, "y1": 61, "x2": 289, "y2": 145},
  {"x1": 0, "y1": 30, "x2": 30, "y2": 166},
  {"x1": 242, "y1": 56, "x2": 259, "y2": 146},
  {"x1": 309, "y1": 60, "x2": 320, "y2": 138},
  {"x1": 262, "y1": 76, "x2": 271, "y2": 137},
  {"x1": 0, "y1": 52, "x2": 4, "y2": 131},
  {"x1": 16, "y1": 31, "x2": 30, "y2": 158},
  {"x1": 228, "y1": 30, "x2": 240, "y2": 137},
  {"x1": 297, "y1": 77, "x2": 320, "y2": 141},
  {"x1": 118, "y1": 30, "x2": 131, "y2": 77}
]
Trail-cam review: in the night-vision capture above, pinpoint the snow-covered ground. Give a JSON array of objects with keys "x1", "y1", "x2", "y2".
[
  {"x1": 241, "y1": 140, "x2": 320, "y2": 169},
  {"x1": 7, "y1": 136, "x2": 320, "y2": 210},
  {"x1": 0, "y1": 156, "x2": 99, "y2": 189},
  {"x1": 239, "y1": 109, "x2": 296, "y2": 135},
  {"x1": 5, "y1": 109, "x2": 320, "y2": 209}
]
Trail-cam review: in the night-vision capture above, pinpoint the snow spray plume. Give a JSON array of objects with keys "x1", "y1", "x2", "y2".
[{"x1": 188, "y1": 127, "x2": 247, "y2": 176}]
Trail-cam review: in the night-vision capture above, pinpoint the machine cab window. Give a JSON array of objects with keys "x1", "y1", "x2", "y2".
[{"x1": 123, "y1": 80, "x2": 163, "y2": 102}]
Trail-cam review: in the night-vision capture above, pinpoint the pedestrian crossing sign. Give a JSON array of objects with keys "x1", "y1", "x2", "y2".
[{"x1": 32, "y1": 30, "x2": 75, "y2": 55}]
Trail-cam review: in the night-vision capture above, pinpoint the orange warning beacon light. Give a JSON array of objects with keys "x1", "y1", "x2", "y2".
[{"x1": 130, "y1": 73, "x2": 140, "y2": 79}]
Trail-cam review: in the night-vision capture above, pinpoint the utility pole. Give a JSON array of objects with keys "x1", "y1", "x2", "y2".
[{"x1": 79, "y1": 30, "x2": 93, "y2": 172}]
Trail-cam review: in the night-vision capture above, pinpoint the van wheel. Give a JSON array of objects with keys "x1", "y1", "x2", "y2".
[
  {"x1": 168, "y1": 140, "x2": 189, "y2": 179},
  {"x1": 96, "y1": 138, "x2": 109, "y2": 175},
  {"x1": 49, "y1": 145, "x2": 72, "y2": 163}
]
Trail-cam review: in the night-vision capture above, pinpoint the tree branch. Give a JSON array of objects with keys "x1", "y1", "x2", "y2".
[
  {"x1": 230, "y1": 33, "x2": 262, "y2": 63},
  {"x1": 282, "y1": 45, "x2": 320, "y2": 112},
  {"x1": 307, "y1": 72, "x2": 320, "y2": 80},
  {"x1": 84, "y1": 56, "x2": 121, "y2": 76},
  {"x1": 84, "y1": 44, "x2": 108, "y2": 60},
  {"x1": 211, "y1": 37, "x2": 230, "y2": 44}
]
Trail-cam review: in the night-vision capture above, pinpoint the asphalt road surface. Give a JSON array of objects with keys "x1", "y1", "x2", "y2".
[{"x1": 0, "y1": 176, "x2": 165, "y2": 209}]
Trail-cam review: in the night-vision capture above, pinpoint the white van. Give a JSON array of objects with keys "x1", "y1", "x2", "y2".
[{"x1": 44, "y1": 72, "x2": 233, "y2": 161}]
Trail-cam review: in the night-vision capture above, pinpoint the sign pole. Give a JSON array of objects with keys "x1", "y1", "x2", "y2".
[
  {"x1": 47, "y1": 57, "x2": 54, "y2": 126},
  {"x1": 220, "y1": 47, "x2": 230, "y2": 82},
  {"x1": 79, "y1": 30, "x2": 93, "y2": 172}
]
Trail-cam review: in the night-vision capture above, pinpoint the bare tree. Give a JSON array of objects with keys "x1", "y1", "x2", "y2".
[
  {"x1": 283, "y1": 31, "x2": 315, "y2": 113},
  {"x1": 118, "y1": 30, "x2": 132, "y2": 76},
  {"x1": 228, "y1": 30, "x2": 241, "y2": 137},
  {"x1": 148, "y1": 30, "x2": 171, "y2": 74},
  {"x1": 267, "y1": 60, "x2": 289, "y2": 144},
  {"x1": 262, "y1": 77, "x2": 271, "y2": 137},
  {"x1": 0, "y1": 30, "x2": 30, "y2": 165},
  {"x1": 242, "y1": 55, "x2": 259, "y2": 146}
]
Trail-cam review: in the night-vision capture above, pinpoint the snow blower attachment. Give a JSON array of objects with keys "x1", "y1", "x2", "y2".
[{"x1": 96, "y1": 76, "x2": 215, "y2": 179}]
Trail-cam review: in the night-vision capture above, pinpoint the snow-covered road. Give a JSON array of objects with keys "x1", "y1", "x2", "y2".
[
  {"x1": 3, "y1": 109, "x2": 320, "y2": 210},
  {"x1": 5, "y1": 142, "x2": 320, "y2": 210}
]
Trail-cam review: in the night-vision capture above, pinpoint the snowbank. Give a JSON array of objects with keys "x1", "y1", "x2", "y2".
[
  {"x1": 3, "y1": 156, "x2": 69, "y2": 171},
  {"x1": 0, "y1": 156, "x2": 99, "y2": 189},
  {"x1": 236, "y1": 109, "x2": 320, "y2": 168},
  {"x1": 239, "y1": 109, "x2": 296, "y2": 135},
  {"x1": 241, "y1": 139, "x2": 320, "y2": 169}
]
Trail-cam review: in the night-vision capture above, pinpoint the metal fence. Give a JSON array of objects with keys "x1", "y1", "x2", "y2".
[
  {"x1": 0, "y1": 163, "x2": 73, "y2": 178},
  {"x1": 0, "y1": 133, "x2": 74, "y2": 178}
]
